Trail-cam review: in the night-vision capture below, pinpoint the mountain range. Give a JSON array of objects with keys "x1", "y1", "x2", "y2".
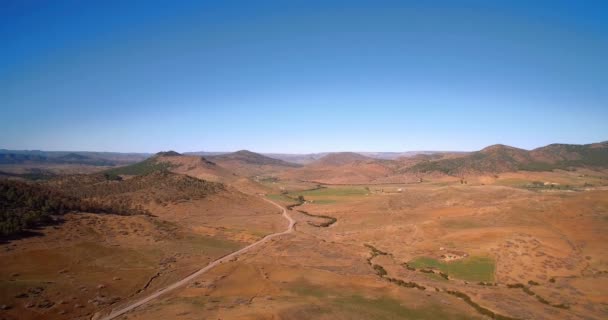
[{"x1": 2, "y1": 141, "x2": 607, "y2": 180}]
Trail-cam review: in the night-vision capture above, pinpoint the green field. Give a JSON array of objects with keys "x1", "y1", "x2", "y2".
[
  {"x1": 408, "y1": 256, "x2": 495, "y2": 282},
  {"x1": 294, "y1": 186, "x2": 367, "y2": 197},
  {"x1": 308, "y1": 199, "x2": 337, "y2": 204},
  {"x1": 266, "y1": 193, "x2": 297, "y2": 203}
]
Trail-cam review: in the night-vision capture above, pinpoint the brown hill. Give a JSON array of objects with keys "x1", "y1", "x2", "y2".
[
  {"x1": 310, "y1": 152, "x2": 373, "y2": 167},
  {"x1": 155, "y1": 154, "x2": 233, "y2": 182},
  {"x1": 0, "y1": 152, "x2": 115, "y2": 166},
  {"x1": 407, "y1": 141, "x2": 608, "y2": 175},
  {"x1": 104, "y1": 151, "x2": 234, "y2": 182},
  {"x1": 206, "y1": 150, "x2": 301, "y2": 177},
  {"x1": 529, "y1": 141, "x2": 608, "y2": 164},
  {"x1": 47, "y1": 170, "x2": 224, "y2": 206},
  {"x1": 282, "y1": 153, "x2": 396, "y2": 184},
  {"x1": 208, "y1": 150, "x2": 300, "y2": 167},
  {"x1": 104, "y1": 152, "x2": 272, "y2": 194}
]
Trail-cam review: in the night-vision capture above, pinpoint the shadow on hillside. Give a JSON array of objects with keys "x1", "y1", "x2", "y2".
[{"x1": 0, "y1": 218, "x2": 65, "y2": 244}]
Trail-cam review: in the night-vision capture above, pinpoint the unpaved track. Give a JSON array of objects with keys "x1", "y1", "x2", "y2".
[{"x1": 95, "y1": 198, "x2": 295, "y2": 320}]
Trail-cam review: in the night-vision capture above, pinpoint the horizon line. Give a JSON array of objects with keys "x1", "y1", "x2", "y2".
[{"x1": 2, "y1": 139, "x2": 606, "y2": 155}]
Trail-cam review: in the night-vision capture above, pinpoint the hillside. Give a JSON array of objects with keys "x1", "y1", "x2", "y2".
[
  {"x1": 208, "y1": 150, "x2": 300, "y2": 167},
  {"x1": 282, "y1": 152, "x2": 396, "y2": 184},
  {"x1": 0, "y1": 179, "x2": 148, "y2": 237},
  {"x1": 408, "y1": 141, "x2": 608, "y2": 175},
  {"x1": 526, "y1": 141, "x2": 608, "y2": 169},
  {"x1": 104, "y1": 154, "x2": 175, "y2": 177},
  {"x1": 0, "y1": 150, "x2": 150, "y2": 166},
  {"x1": 101, "y1": 151, "x2": 271, "y2": 195},
  {"x1": 0, "y1": 152, "x2": 115, "y2": 166},
  {"x1": 47, "y1": 170, "x2": 224, "y2": 206},
  {"x1": 310, "y1": 152, "x2": 373, "y2": 167},
  {"x1": 205, "y1": 150, "x2": 301, "y2": 177},
  {"x1": 263, "y1": 153, "x2": 330, "y2": 165},
  {"x1": 104, "y1": 151, "x2": 233, "y2": 182}
]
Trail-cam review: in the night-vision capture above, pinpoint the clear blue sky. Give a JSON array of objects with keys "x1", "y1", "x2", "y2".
[{"x1": 1, "y1": 0, "x2": 607, "y2": 153}]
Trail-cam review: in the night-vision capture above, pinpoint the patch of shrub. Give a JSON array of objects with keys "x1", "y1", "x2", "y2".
[
  {"x1": 446, "y1": 290, "x2": 520, "y2": 320},
  {"x1": 402, "y1": 263, "x2": 416, "y2": 271},
  {"x1": 521, "y1": 286, "x2": 535, "y2": 296},
  {"x1": 386, "y1": 277, "x2": 426, "y2": 290},
  {"x1": 365, "y1": 244, "x2": 389, "y2": 257},
  {"x1": 298, "y1": 210, "x2": 337, "y2": 227},
  {"x1": 373, "y1": 264, "x2": 387, "y2": 276}
]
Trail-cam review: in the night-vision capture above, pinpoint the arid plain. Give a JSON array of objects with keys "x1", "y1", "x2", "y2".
[{"x1": 1, "y1": 143, "x2": 607, "y2": 320}]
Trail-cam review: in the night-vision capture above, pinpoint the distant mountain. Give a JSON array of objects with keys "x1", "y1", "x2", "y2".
[
  {"x1": 407, "y1": 141, "x2": 608, "y2": 175},
  {"x1": 155, "y1": 151, "x2": 182, "y2": 157},
  {"x1": 281, "y1": 152, "x2": 395, "y2": 184},
  {"x1": 262, "y1": 153, "x2": 330, "y2": 165},
  {"x1": 358, "y1": 151, "x2": 461, "y2": 160},
  {"x1": 0, "y1": 153, "x2": 47, "y2": 164},
  {"x1": 261, "y1": 151, "x2": 455, "y2": 164},
  {"x1": 183, "y1": 151, "x2": 228, "y2": 157},
  {"x1": 0, "y1": 152, "x2": 115, "y2": 166},
  {"x1": 188, "y1": 151, "x2": 458, "y2": 165},
  {"x1": 4, "y1": 142, "x2": 606, "y2": 179},
  {"x1": 56, "y1": 153, "x2": 90, "y2": 161},
  {"x1": 0, "y1": 149, "x2": 150, "y2": 165}
]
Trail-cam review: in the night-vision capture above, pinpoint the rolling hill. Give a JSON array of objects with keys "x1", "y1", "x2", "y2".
[
  {"x1": 102, "y1": 151, "x2": 272, "y2": 194},
  {"x1": 407, "y1": 141, "x2": 608, "y2": 175},
  {"x1": 208, "y1": 150, "x2": 300, "y2": 167},
  {"x1": 47, "y1": 170, "x2": 224, "y2": 206},
  {"x1": 309, "y1": 152, "x2": 373, "y2": 167},
  {"x1": 0, "y1": 152, "x2": 115, "y2": 166},
  {"x1": 105, "y1": 151, "x2": 233, "y2": 182},
  {"x1": 282, "y1": 152, "x2": 397, "y2": 184},
  {"x1": 0, "y1": 150, "x2": 149, "y2": 165},
  {"x1": 205, "y1": 150, "x2": 301, "y2": 177}
]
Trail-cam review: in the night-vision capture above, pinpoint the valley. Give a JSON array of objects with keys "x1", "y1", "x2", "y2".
[
  {"x1": 1, "y1": 143, "x2": 607, "y2": 319},
  {"x1": 4, "y1": 3, "x2": 606, "y2": 319}
]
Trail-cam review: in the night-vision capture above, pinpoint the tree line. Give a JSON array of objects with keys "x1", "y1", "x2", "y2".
[{"x1": 0, "y1": 179, "x2": 148, "y2": 237}]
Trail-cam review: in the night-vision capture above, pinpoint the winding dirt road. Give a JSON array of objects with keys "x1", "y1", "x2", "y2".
[{"x1": 95, "y1": 197, "x2": 295, "y2": 320}]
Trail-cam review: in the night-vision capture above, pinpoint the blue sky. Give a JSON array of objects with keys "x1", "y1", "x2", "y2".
[{"x1": 1, "y1": 0, "x2": 607, "y2": 153}]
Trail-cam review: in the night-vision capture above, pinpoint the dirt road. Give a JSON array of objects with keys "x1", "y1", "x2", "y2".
[{"x1": 94, "y1": 197, "x2": 295, "y2": 320}]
